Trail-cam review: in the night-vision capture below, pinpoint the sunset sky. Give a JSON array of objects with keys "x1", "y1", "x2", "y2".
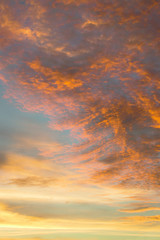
[{"x1": 0, "y1": 0, "x2": 160, "y2": 239}]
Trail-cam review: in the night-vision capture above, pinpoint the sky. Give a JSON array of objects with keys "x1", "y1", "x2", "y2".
[{"x1": 0, "y1": 0, "x2": 160, "y2": 239}]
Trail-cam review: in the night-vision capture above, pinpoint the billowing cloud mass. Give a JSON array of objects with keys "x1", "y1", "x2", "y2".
[{"x1": 0, "y1": 0, "x2": 160, "y2": 239}]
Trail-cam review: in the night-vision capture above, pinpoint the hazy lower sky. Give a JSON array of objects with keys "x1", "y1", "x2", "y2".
[{"x1": 0, "y1": 0, "x2": 160, "y2": 239}]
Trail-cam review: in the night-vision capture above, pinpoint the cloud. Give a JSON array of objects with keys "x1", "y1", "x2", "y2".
[
  {"x1": 9, "y1": 176, "x2": 57, "y2": 187},
  {"x1": 0, "y1": 202, "x2": 42, "y2": 226},
  {"x1": 119, "y1": 206, "x2": 160, "y2": 213},
  {"x1": 0, "y1": 198, "x2": 119, "y2": 221},
  {"x1": 0, "y1": 0, "x2": 159, "y2": 191},
  {"x1": 0, "y1": 152, "x2": 71, "y2": 189},
  {"x1": 0, "y1": 152, "x2": 7, "y2": 166},
  {"x1": 122, "y1": 215, "x2": 160, "y2": 223}
]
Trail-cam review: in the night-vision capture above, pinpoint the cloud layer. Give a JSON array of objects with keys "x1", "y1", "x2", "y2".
[
  {"x1": 0, "y1": 1, "x2": 160, "y2": 238},
  {"x1": 1, "y1": 0, "x2": 159, "y2": 189}
]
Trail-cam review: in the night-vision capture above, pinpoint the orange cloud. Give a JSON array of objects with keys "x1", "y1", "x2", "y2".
[
  {"x1": 28, "y1": 59, "x2": 83, "y2": 91},
  {"x1": 0, "y1": 0, "x2": 159, "y2": 192},
  {"x1": 122, "y1": 215, "x2": 160, "y2": 223}
]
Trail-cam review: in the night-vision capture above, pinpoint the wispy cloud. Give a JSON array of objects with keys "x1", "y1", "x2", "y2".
[
  {"x1": 120, "y1": 207, "x2": 160, "y2": 213},
  {"x1": 122, "y1": 215, "x2": 160, "y2": 223}
]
